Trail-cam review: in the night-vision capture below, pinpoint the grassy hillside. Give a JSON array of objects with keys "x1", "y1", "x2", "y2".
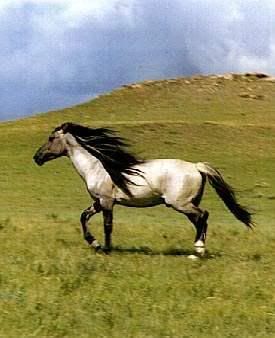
[{"x1": 0, "y1": 73, "x2": 275, "y2": 337}]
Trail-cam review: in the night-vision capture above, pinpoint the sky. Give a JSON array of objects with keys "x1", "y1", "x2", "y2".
[{"x1": 0, "y1": 0, "x2": 274, "y2": 120}]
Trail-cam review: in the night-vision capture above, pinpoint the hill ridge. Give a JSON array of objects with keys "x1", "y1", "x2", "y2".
[{"x1": 2, "y1": 72, "x2": 275, "y2": 129}]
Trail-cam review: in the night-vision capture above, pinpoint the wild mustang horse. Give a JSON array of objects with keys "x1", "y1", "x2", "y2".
[{"x1": 33, "y1": 122, "x2": 253, "y2": 257}]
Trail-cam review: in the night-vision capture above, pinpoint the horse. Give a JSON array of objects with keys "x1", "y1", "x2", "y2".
[{"x1": 33, "y1": 122, "x2": 253, "y2": 256}]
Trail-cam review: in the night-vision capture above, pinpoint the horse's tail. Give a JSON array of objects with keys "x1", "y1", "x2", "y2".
[{"x1": 196, "y1": 162, "x2": 253, "y2": 228}]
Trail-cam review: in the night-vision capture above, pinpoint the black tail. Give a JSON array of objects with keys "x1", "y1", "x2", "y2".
[{"x1": 197, "y1": 163, "x2": 253, "y2": 228}]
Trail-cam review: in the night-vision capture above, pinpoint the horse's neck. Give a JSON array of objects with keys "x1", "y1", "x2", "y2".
[{"x1": 68, "y1": 145, "x2": 107, "y2": 182}]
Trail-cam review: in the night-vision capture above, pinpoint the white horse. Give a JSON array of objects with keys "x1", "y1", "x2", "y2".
[{"x1": 33, "y1": 122, "x2": 253, "y2": 256}]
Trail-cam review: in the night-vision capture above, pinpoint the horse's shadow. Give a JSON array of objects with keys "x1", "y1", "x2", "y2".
[{"x1": 111, "y1": 245, "x2": 221, "y2": 259}]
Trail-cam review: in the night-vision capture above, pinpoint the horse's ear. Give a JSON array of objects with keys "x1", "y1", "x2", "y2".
[{"x1": 60, "y1": 122, "x2": 73, "y2": 134}]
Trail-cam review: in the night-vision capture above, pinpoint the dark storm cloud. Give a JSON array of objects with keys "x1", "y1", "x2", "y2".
[{"x1": 0, "y1": 0, "x2": 274, "y2": 120}]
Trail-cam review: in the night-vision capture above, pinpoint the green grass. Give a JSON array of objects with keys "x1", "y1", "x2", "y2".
[{"x1": 1, "y1": 74, "x2": 275, "y2": 337}]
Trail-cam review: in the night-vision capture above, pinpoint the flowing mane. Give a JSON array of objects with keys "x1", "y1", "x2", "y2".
[{"x1": 56, "y1": 122, "x2": 143, "y2": 196}]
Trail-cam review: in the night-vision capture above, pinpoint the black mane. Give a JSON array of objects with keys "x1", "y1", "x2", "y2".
[{"x1": 56, "y1": 122, "x2": 143, "y2": 196}]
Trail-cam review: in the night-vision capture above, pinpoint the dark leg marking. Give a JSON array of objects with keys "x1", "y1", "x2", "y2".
[
  {"x1": 103, "y1": 209, "x2": 113, "y2": 252},
  {"x1": 187, "y1": 208, "x2": 209, "y2": 255},
  {"x1": 193, "y1": 210, "x2": 209, "y2": 243},
  {"x1": 189, "y1": 173, "x2": 208, "y2": 245},
  {"x1": 172, "y1": 202, "x2": 209, "y2": 256},
  {"x1": 80, "y1": 200, "x2": 102, "y2": 250}
]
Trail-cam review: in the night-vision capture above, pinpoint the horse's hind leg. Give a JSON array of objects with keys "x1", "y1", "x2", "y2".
[
  {"x1": 80, "y1": 199, "x2": 102, "y2": 251},
  {"x1": 173, "y1": 203, "x2": 209, "y2": 256},
  {"x1": 187, "y1": 209, "x2": 209, "y2": 256}
]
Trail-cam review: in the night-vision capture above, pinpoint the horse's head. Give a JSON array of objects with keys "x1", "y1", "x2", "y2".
[{"x1": 33, "y1": 127, "x2": 68, "y2": 166}]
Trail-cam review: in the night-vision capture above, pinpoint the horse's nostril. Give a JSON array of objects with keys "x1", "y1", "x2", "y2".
[{"x1": 33, "y1": 153, "x2": 42, "y2": 165}]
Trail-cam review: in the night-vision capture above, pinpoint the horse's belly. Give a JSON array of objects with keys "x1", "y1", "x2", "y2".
[
  {"x1": 115, "y1": 185, "x2": 163, "y2": 207},
  {"x1": 116, "y1": 195, "x2": 164, "y2": 207}
]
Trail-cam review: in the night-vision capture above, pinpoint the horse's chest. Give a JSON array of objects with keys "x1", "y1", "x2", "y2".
[{"x1": 87, "y1": 175, "x2": 112, "y2": 198}]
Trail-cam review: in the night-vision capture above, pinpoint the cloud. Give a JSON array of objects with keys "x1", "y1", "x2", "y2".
[{"x1": 0, "y1": 0, "x2": 274, "y2": 119}]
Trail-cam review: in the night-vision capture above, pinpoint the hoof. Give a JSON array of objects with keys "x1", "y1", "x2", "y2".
[
  {"x1": 102, "y1": 247, "x2": 112, "y2": 254},
  {"x1": 187, "y1": 254, "x2": 200, "y2": 260},
  {"x1": 195, "y1": 247, "x2": 206, "y2": 256},
  {"x1": 194, "y1": 240, "x2": 206, "y2": 256},
  {"x1": 90, "y1": 240, "x2": 106, "y2": 255},
  {"x1": 94, "y1": 247, "x2": 108, "y2": 256}
]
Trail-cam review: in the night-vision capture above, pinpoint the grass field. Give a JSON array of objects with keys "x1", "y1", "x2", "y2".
[{"x1": 0, "y1": 74, "x2": 275, "y2": 337}]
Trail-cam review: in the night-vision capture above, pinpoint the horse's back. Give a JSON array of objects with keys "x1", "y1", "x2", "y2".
[
  {"x1": 140, "y1": 158, "x2": 200, "y2": 177},
  {"x1": 140, "y1": 159, "x2": 203, "y2": 205}
]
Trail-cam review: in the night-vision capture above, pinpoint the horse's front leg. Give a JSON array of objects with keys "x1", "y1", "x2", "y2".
[
  {"x1": 80, "y1": 199, "x2": 102, "y2": 251},
  {"x1": 103, "y1": 209, "x2": 113, "y2": 253}
]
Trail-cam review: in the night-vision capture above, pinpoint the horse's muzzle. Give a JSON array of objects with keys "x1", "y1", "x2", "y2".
[{"x1": 33, "y1": 153, "x2": 44, "y2": 166}]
